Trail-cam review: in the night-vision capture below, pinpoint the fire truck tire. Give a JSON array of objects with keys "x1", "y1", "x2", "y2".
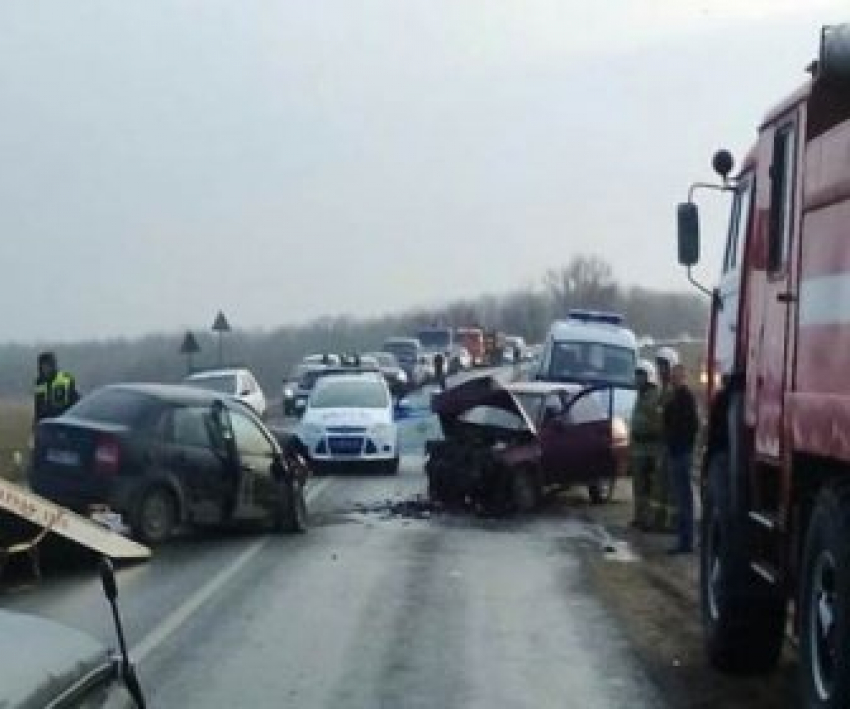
[
  {"x1": 800, "y1": 485, "x2": 850, "y2": 708},
  {"x1": 700, "y1": 452, "x2": 786, "y2": 674}
]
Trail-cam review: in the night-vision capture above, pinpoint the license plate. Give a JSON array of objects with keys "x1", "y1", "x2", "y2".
[{"x1": 45, "y1": 449, "x2": 80, "y2": 466}]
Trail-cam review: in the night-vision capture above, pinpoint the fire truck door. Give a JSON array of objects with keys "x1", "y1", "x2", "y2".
[{"x1": 754, "y1": 120, "x2": 799, "y2": 459}]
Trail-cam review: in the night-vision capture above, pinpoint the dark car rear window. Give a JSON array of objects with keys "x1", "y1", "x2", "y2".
[{"x1": 66, "y1": 388, "x2": 156, "y2": 426}]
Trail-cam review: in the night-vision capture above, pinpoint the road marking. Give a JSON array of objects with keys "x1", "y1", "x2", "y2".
[{"x1": 131, "y1": 476, "x2": 333, "y2": 663}]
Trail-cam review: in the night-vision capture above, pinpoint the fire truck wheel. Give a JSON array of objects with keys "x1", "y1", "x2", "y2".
[
  {"x1": 800, "y1": 485, "x2": 850, "y2": 708},
  {"x1": 700, "y1": 452, "x2": 786, "y2": 674}
]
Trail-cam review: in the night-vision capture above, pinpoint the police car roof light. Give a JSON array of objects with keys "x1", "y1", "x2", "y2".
[{"x1": 566, "y1": 310, "x2": 624, "y2": 326}]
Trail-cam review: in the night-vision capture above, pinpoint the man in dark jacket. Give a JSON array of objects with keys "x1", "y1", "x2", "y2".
[
  {"x1": 433, "y1": 353, "x2": 447, "y2": 391},
  {"x1": 662, "y1": 363, "x2": 699, "y2": 554},
  {"x1": 34, "y1": 352, "x2": 80, "y2": 424}
]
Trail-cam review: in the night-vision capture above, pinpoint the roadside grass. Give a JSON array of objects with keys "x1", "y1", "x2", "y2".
[{"x1": 0, "y1": 399, "x2": 31, "y2": 481}]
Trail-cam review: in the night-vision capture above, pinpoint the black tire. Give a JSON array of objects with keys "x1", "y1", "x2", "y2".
[
  {"x1": 384, "y1": 457, "x2": 400, "y2": 476},
  {"x1": 699, "y1": 452, "x2": 785, "y2": 674},
  {"x1": 588, "y1": 476, "x2": 616, "y2": 505},
  {"x1": 800, "y1": 485, "x2": 850, "y2": 708},
  {"x1": 511, "y1": 468, "x2": 541, "y2": 513},
  {"x1": 133, "y1": 487, "x2": 177, "y2": 546},
  {"x1": 274, "y1": 478, "x2": 308, "y2": 534}
]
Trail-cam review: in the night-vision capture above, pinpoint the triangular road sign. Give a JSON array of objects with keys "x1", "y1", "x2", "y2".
[
  {"x1": 212, "y1": 311, "x2": 231, "y2": 333},
  {"x1": 180, "y1": 331, "x2": 200, "y2": 354}
]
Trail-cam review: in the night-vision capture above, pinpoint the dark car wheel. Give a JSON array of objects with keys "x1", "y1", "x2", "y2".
[
  {"x1": 275, "y1": 478, "x2": 308, "y2": 534},
  {"x1": 700, "y1": 452, "x2": 785, "y2": 674},
  {"x1": 383, "y1": 457, "x2": 400, "y2": 476},
  {"x1": 800, "y1": 486, "x2": 850, "y2": 707},
  {"x1": 511, "y1": 468, "x2": 541, "y2": 513},
  {"x1": 588, "y1": 476, "x2": 616, "y2": 505},
  {"x1": 133, "y1": 487, "x2": 177, "y2": 545}
]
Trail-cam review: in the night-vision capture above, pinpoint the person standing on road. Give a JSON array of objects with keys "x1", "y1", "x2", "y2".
[
  {"x1": 34, "y1": 351, "x2": 80, "y2": 424},
  {"x1": 629, "y1": 359, "x2": 662, "y2": 531},
  {"x1": 653, "y1": 347, "x2": 680, "y2": 533},
  {"x1": 433, "y1": 353, "x2": 447, "y2": 391},
  {"x1": 662, "y1": 363, "x2": 699, "y2": 554}
]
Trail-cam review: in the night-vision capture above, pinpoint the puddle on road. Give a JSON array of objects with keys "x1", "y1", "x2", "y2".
[{"x1": 556, "y1": 517, "x2": 642, "y2": 564}]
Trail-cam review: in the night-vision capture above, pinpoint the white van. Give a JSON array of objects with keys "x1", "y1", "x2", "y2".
[{"x1": 537, "y1": 310, "x2": 638, "y2": 421}]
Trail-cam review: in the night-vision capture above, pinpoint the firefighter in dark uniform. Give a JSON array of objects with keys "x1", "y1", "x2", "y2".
[{"x1": 34, "y1": 352, "x2": 80, "y2": 423}]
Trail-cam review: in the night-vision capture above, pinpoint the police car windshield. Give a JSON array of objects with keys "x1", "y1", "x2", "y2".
[
  {"x1": 547, "y1": 341, "x2": 636, "y2": 386},
  {"x1": 384, "y1": 343, "x2": 416, "y2": 361},
  {"x1": 185, "y1": 374, "x2": 237, "y2": 395},
  {"x1": 310, "y1": 379, "x2": 389, "y2": 409},
  {"x1": 417, "y1": 330, "x2": 451, "y2": 348}
]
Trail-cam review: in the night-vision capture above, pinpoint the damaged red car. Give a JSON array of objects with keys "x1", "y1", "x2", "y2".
[{"x1": 425, "y1": 376, "x2": 629, "y2": 514}]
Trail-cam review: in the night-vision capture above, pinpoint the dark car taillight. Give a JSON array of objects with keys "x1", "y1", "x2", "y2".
[{"x1": 94, "y1": 435, "x2": 122, "y2": 474}]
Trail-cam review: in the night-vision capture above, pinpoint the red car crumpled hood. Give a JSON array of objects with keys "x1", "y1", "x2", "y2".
[{"x1": 431, "y1": 376, "x2": 537, "y2": 436}]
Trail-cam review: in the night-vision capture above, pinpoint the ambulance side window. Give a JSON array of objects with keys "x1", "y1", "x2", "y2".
[{"x1": 768, "y1": 125, "x2": 797, "y2": 273}]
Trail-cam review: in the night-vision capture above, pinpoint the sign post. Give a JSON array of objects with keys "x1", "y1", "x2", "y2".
[
  {"x1": 179, "y1": 331, "x2": 201, "y2": 374},
  {"x1": 212, "y1": 311, "x2": 231, "y2": 367}
]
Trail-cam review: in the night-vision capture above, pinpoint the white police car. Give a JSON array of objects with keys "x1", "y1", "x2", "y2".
[{"x1": 296, "y1": 373, "x2": 400, "y2": 474}]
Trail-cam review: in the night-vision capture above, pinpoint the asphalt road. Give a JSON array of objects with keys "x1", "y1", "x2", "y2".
[
  {"x1": 0, "y1": 366, "x2": 791, "y2": 708},
  {"x1": 3, "y1": 459, "x2": 663, "y2": 709}
]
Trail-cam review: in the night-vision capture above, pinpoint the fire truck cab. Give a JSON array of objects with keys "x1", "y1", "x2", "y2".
[{"x1": 677, "y1": 25, "x2": 850, "y2": 708}]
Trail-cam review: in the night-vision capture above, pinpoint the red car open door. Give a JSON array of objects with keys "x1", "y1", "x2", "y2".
[{"x1": 539, "y1": 385, "x2": 616, "y2": 486}]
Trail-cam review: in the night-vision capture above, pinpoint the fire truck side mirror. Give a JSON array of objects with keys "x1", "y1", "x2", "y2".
[
  {"x1": 677, "y1": 202, "x2": 700, "y2": 267},
  {"x1": 712, "y1": 149, "x2": 735, "y2": 183}
]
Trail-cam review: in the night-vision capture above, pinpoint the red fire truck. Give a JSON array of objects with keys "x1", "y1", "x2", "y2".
[{"x1": 677, "y1": 25, "x2": 850, "y2": 708}]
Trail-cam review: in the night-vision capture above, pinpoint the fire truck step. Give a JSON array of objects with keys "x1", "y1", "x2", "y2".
[
  {"x1": 748, "y1": 510, "x2": 777, "y2": 530},
  {"x1": 750, "y1": 560, "x2": 779, "y2": 585}
]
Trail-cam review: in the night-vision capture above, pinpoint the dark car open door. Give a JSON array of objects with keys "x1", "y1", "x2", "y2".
[
  {"x1": 162, "y1": 405, "x2": 231, "y2": 525},
  {"x1": 538, "y1": 385, "x2": 616, "y2": 486},
  {"x1": 229, "y1": 408, "x2": 280, "y2": 520}
]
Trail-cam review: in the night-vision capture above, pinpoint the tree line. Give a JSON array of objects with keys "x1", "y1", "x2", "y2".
[{"x1": 0, "y1": 256, "x2": 707, "y2": 397}]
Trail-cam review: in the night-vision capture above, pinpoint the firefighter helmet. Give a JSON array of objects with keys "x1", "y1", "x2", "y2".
[
  {"x1": 635, "y1": 358, "x2": 658, "y2": 386},
  {"x1": 655, "y1": 346, "x2": 680, "y2": 368}
]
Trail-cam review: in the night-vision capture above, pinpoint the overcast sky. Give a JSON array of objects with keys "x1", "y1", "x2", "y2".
[{"x1": 0, "y1": 0, "x2": 845, "y2": 341}]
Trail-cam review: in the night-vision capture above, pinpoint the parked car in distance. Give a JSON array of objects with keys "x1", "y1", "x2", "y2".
[
  {"x1": 382, "y1": 337, "x2": 429, "y2": 387},
  {"x1": 284, "y1": 356, "x2": 342, "y2": 416},
  {"x1": 456, "y1": 345, "x2": 473, "y2": 371},
  {"x1": 504, "y1": 335, "x2": 528, "y2": 362},
  {"x1": 295, "y1": 373, "x2": 399, "y2": 475},
  {"x1": 303, "y1": 353, "x2": 341, "y2": 367},
  {"x1": 455, "y1": 327, "x2": 486, "y2": 367},
  {"x1": 416, "y1": 326, "x2": 465, "y2": 374},
  {"x1": 30, "y1": 384, "x2": 309, "y2": 544},
  {"x1": 364, "y1": 351, "x2": 409, "y2": 395},
  {"x1": 184, "y1": 367, "x2": 267, "y2": 418}
]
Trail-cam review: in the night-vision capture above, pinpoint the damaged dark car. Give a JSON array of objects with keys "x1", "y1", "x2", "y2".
[{"x1": 425, "y1": 376, "x2": 629, "y2": 514}]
